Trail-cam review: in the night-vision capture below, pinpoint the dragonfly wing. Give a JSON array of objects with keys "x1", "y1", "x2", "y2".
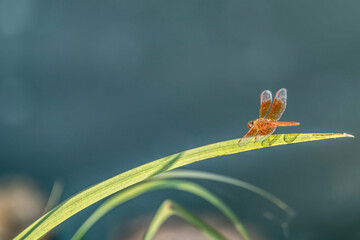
[
  {"x1": 238, "y1": 127, "x2": 259, "y2": 146},
  {"x1": 266, "y1": 88, "x2": 287, "y2": 121},
  {"x1": 255, "y1": 127, "x2": 277, "y2": 142},
  {"x1": 259, "y1": 90, "x2": 272, "y2": 118}
]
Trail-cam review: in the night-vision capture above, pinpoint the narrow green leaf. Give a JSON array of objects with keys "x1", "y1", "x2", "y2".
[
  {"x1": 43, "y1": 180, "x2": 63, "y2": 215},
  {"x1": 14, "y1": 133, "x2": 353, "y2": 240},
  {"x1": 154, "y1": 170, "x2": 296, "y2": 217},
  {"x1": 143, "y1": 200, "x2": 175, "y2": 240},
  {"x1": 143, "y1": 200, "x2": 227, "y2": 240},
  {"x1": 71, "y1": 180, "x2": 250, "y2": 240}
]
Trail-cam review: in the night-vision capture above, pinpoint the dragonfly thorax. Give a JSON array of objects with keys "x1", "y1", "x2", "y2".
[{"x1": 248, "y1": 118, "x2": 272, "y2": 129}]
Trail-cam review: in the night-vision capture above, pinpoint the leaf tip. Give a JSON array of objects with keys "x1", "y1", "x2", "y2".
[{"x1": 343, "y1": 133, "x2": 354, "y2": 138}]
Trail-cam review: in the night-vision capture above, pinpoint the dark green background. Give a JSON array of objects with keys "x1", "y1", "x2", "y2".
[{"x1": 0, "y1": 1, "x2": 359, "y2": 239}]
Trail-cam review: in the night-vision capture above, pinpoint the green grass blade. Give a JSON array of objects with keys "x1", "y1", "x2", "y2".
[
  {"x1": 154, "y1": 170, "x2": 296, "y2": 217},
  {"x1": 43, "y1": 180, "x2": 63, "y2": 215},
  {"x1": 143, "y1": 200, "x2": 227, "y2": 240},
  {"x1": 14, "y1": 133, "x2": 353, "y2": 240},
  {"x1": 71, "y1": 179, "x2": 250, "y2": 240},
  {"x1": 142, "y1": 200, "x2": 174, "y2": 240}
]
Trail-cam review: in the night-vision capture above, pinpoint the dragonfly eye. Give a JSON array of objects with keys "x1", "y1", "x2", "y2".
[{"x1": 248, "y1": 121, "x2": 254, "y2": 129}]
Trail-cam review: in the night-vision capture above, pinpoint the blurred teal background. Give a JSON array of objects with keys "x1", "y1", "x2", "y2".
[{"x1": 0, "y1": 0, "x2": 359, "y2": 239}]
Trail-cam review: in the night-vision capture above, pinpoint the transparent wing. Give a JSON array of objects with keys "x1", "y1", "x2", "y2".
[
  {"x1": 266, "y1": 88, "x2": 287, "y2": 121},
  {"x1": 255, "y1": 127, "x2": 277, "y2": 142},
  {"x1": 259, "y1": 90, "x2": 272, "y2": 119},
  {"x1": 238, "y1": 127, "x2": 259, "y2": 146}
]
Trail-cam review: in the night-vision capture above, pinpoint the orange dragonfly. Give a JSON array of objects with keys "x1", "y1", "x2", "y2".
[{"x1": 238, "y1": 88, "x2": 300, "y2": 146}]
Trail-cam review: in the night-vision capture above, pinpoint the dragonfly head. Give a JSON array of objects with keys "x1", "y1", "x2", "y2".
[{"x1": 248, "y1": 120, "x2": 255, "y2": 129}]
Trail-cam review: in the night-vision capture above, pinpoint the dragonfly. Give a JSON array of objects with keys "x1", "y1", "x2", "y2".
[{"x1": 238, "y1": 88, "x2": 300, "y2": 146}]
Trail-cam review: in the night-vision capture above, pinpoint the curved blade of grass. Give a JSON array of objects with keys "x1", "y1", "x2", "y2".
[
  {"x1": 154, "y1": 170, "x2": 296, "y2": 217},
  {"x1": 15, "y1": 133, "x2": 353, "y2": 240},
  {"x1": 71, "y1": 179, "x2": 250, "y2": 240},
  {"x1": 143, "y1": 200, "x2": 226, "y2": 240},
  {"x1": 43, "y1": 180, "x2": 63, "y2": 215}
]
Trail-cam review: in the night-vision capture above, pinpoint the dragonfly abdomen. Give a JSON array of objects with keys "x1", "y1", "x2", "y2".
[{"x1": 273, "y1": 121, "x2": 300, "y2": 127}]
